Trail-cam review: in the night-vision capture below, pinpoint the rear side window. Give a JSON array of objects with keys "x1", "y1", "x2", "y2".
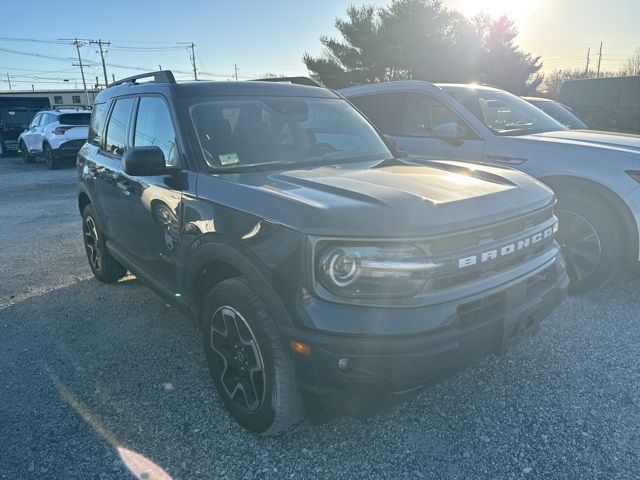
[
  {"x1": 133, "y1": 97, "x2": 178, "y2": 165},
  {"x1": 59, "y1": 113, "x2": 91, "y2": 126},
  {"x1": 104, "y1": 98, "x2": 135, "y2": 157},
  {"x1": 349, "y1": 92, "x2": 403, "y2": 135},
  {"x1": 88, "y1": 103, "x2": 107, "y2": 146}
]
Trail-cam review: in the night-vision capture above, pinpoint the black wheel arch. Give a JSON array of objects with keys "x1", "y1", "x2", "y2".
[
  {"x1": 540, "y1": 175, "x2": 638, "y2": 265},
  {"x1": 184, "y1": 235, "x2": 296, "y2": 329}
]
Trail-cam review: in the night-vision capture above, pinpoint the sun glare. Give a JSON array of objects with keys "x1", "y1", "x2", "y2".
[{"x1": 453, "y1": 0, "x2": 541, "y2": 19}]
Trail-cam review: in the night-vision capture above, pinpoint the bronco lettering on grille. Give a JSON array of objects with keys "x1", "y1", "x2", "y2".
[{"x1": 458, "y1": 223, "x2": 558, "y2": 269}]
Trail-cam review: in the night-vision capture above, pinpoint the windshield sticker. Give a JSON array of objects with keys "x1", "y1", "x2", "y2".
[{"x1": 219, "y1": 153, "x2": 240, "y2": 165}]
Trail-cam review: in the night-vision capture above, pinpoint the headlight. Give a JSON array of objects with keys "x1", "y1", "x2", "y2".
[{"x1": 317, "y1": 244, "x2": 441, "y2": 298}]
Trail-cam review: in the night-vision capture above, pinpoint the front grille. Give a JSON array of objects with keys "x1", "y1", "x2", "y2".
[
  {"x1": 421, "y1": 206, "x2": 557, "y2": 292},
  {"x1": 429, "y1": 206, "x2": 552, "y2": 255}
]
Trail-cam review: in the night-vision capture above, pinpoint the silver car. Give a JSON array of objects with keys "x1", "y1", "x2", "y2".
[{"x1": 341, "y1": 81, "x2": 640, "y2": 292}]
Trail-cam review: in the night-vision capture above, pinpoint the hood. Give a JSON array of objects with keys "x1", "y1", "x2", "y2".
[
  {"x1": 204, "y1": 158, "x2": 554, "y2": 237},
  {"x1": 524, "y1": 130, "x2": 640, "y2": 155}
]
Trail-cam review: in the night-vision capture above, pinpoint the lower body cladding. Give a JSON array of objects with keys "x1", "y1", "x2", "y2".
[
  {"x1": 285, "y1": 256, "x2": 568, "y2": 400},
  {"x1": 52, "y1": 139, "x2": 85, "y2": 158}
]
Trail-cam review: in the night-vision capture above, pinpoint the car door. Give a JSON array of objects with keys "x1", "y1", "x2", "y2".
[
  {"x1": 113, "y1": 95, "x2": 183, "y2": 294},
  {"x1": 395, "y1": 92, "x2": 485, "y2": 160},
  {"x1": 92, "y1": 97, "x2": 137, "y2": 239},
  {"x1": 351, "y1": 91, "x2": 485, "y2": 161},
  {"x1": 23, "y1": 113, "x2": 41, "y2": 151}
]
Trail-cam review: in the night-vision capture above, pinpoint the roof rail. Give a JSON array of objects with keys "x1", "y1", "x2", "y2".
[
  {"x1": 49, "y1": 105, "x2": 92, "y2": 111},
  {"x1": 109, "y1": 70, "x2": 176, "y2": 88},
  {"x1": 251, "y1": 76, "x2": 322, "y2": 88}
]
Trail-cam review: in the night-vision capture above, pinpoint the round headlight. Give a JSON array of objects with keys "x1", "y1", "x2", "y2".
[{"x1": 322, "y1": 248, "x2": 361, "y2": 287}]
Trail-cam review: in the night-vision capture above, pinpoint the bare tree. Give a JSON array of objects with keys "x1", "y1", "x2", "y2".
[{"x1": 619, "y1": 48, "x2": 640, "y2": 76}]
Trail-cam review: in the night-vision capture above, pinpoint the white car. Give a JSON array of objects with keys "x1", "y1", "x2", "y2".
[
  {"x1": 341, "y1": 81, "x2": 640, "y2": 292},
  {"x1": 18, "y1": 107, "x2": 91, "y2": 169}
]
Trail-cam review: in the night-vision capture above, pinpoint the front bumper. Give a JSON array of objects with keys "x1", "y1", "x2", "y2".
[{"x1": 283, "y1": 256, "x2": 568, "y2": 395}]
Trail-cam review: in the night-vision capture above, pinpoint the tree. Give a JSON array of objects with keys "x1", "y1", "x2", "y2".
[
  {"x1": 471, "y1": 15, "x2": 543, "y2": 94},
  {"x1": 619, "y1": 48, "x2": 640, "y2": 76},
  {"x1": 303, "y1": 0, "x2": 543, "y2": 94}
]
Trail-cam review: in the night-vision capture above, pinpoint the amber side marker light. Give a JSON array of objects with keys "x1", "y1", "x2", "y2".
[{"x1": 289, "y1": 340, "x2": 311, "y2": 356}]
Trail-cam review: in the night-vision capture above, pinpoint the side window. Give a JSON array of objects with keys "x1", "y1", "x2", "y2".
[
  {"x1": 30, "y1": 114, "x2": 41, "y2": 128},
  {"x1": 133, "y1": 97, "x2": 177, "y2": 165},
  {"x1": 88, "y1": 102, "x2": 107, "y2": 146},
  {"x1": 104, "y1": 98, "x2": 135, "y2": 157},
  {"x1": 348, "y1": 92, "x2": 403, "y2": 135},
  {"x1": 400, "y1": 92, "x2": 471, "y2": 138},
  {"x1": 43, "y1": 114, "x2": 56, "y2": 125}
]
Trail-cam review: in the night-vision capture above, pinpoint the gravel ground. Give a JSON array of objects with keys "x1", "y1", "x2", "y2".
[{"x1": 1, "y1": 156, "x2": 639, "y2": 480}]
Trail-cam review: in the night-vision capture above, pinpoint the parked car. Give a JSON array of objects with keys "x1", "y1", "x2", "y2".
[
  {"x1": 522, "y1": 97, "x2": 588, "y2": 129},
  {"x1": 18, "y1": 106, "x2": 91, "y2": 169},
  {"x1": 341, "y1": 81, "x2": 640, "y2": 292},
  {"x1": 559, "y1": 76, "x2": 640, "y2": 134},
  {"x1": 0, "y1": 97, "x2": 50, "y2": 157},
  {"x1": 77, "y1": 71, "x2": 568, "y2": 434}
]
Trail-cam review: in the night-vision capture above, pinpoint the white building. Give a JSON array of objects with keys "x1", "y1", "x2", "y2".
[{"x1": 0, "y1": 89, "x2": 99, "y2": 107}]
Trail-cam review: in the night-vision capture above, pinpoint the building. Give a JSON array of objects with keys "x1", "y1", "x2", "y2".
[{"x1": 0, "y1": 89, "x2": 99, "y2": 107}]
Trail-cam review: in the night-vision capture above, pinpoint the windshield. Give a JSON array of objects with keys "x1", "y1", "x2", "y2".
[
  {"x1": 189, "y1": 96, "x2": 392, "y2": 170},
  {"x1": 443, "y1": 87, "x2": 566, "y2": 136},
  {"x1": 59, "y1": 113, "x2": 91, "y2": 126},
  {"x1": 1, "y1": 109, "x2": 34, "y2": 126},
  {"x1": 528, "y1": 100, "x2": 588, "y2": 129}
]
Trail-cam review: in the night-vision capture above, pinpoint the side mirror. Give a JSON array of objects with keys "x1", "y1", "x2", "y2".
[
  {"x1": 122, "y1": 146, "x2": 167, "y2": 176},
  {"x1": 432, "y1": 122, "x2": 463, "y2": 140}
]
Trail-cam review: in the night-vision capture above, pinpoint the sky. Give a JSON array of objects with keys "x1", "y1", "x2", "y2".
[{"x1": 0, "y1": 0, "x2": 638, "y2": 91}]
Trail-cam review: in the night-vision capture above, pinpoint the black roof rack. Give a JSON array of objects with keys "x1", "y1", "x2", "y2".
[
  {"x1": 251, "y1": 76, "x2": 322, "y2": 88},
  {"x1": 48, "y1": 105, "x2": 92, "y2": 111},
  {"x1": 109, "y1": 70, "x2": 176, "y2": 87}
]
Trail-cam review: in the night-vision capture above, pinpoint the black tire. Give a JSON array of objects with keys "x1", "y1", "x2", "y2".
[
  {"x1": 556, "y1": 191, "x2": 623, "y2": 293},
  {"x1": 201, "y1": 277, "x2": 302, "y2": 435},
  {"x1": 19, "y1": 141, "x2": 35, "y2": 164},
  {"x1": 81, "y1": 204, "x2": 127, "y2": 283},
  {"x1": 43, "y1": 143, "x2": 60, "y2": 170}
]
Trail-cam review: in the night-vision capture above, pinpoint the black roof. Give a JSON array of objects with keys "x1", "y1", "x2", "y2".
[{"x1": 96, "y1": 74, "x2": 339, "y2": 103}]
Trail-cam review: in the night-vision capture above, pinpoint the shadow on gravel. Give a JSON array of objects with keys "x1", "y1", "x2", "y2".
[{"x1": 1, "y1": 277, "x2": 640, "y2": 479}]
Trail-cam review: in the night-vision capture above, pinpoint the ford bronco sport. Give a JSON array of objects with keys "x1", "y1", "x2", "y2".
[{"x1": 77, "y1": 71, "x2": 568, "y2": 434}]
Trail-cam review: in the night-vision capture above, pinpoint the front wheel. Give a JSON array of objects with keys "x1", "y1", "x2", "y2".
[
  {"x1": 556, "y1": 192, "x2": 623, "y2": 293},
  {"x1": 19, "y1": 141, "x2": 35, "y2": 164},
  {"x1": 201, "y1": 278, "x2": 302, "y2": 435}
]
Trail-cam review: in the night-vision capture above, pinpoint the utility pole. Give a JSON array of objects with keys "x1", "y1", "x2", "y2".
[
  {"x1": 189, "y1": 43, "x2": 197, "y2": 80},
  {"x1": 584, "y1": 47, "x2": 591, "y2": 74},
  {"x1": 112, "y1": 74, "x2": 116, "y2": 84},
  {"x1": 6, "y1": 73, "x2": 11, "y2": 91},
  {"x1": 234, "y1": 64, "x2": 239, "y2": 81},
  {"x1": 596, "y1": 41, "x2": 603, "y2": 77},
  {"x1": 90, "y1": 39, "x2": 110, "y2": 87},
  {"x1": 70, "y1": 38, "x2": 90, "y2": 104}
]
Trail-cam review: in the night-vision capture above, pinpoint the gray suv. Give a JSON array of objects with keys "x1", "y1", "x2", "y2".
[{"x1": 77, "y1": 72, "x2": 567, "y2": 434}]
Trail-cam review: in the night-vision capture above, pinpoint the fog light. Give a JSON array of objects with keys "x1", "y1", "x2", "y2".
[{"x1": 337, "y1": 358, "x2": 350, "y2": 370}]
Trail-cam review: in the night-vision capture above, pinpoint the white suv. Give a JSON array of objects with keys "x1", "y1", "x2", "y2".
[{"x1": 18, "y1": 107, "x2": 91, "y2": 169}]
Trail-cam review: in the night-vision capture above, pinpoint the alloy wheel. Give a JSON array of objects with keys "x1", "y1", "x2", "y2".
[
  {"x1": 208, "y1": 306, "x2": 266, "y2": 413},
  {"x1": 84, "y1": 216, "x2": 102, "y2": 271},
  {"x1": 557, "y1": 209, "x2": 602, "y2": 284}
]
